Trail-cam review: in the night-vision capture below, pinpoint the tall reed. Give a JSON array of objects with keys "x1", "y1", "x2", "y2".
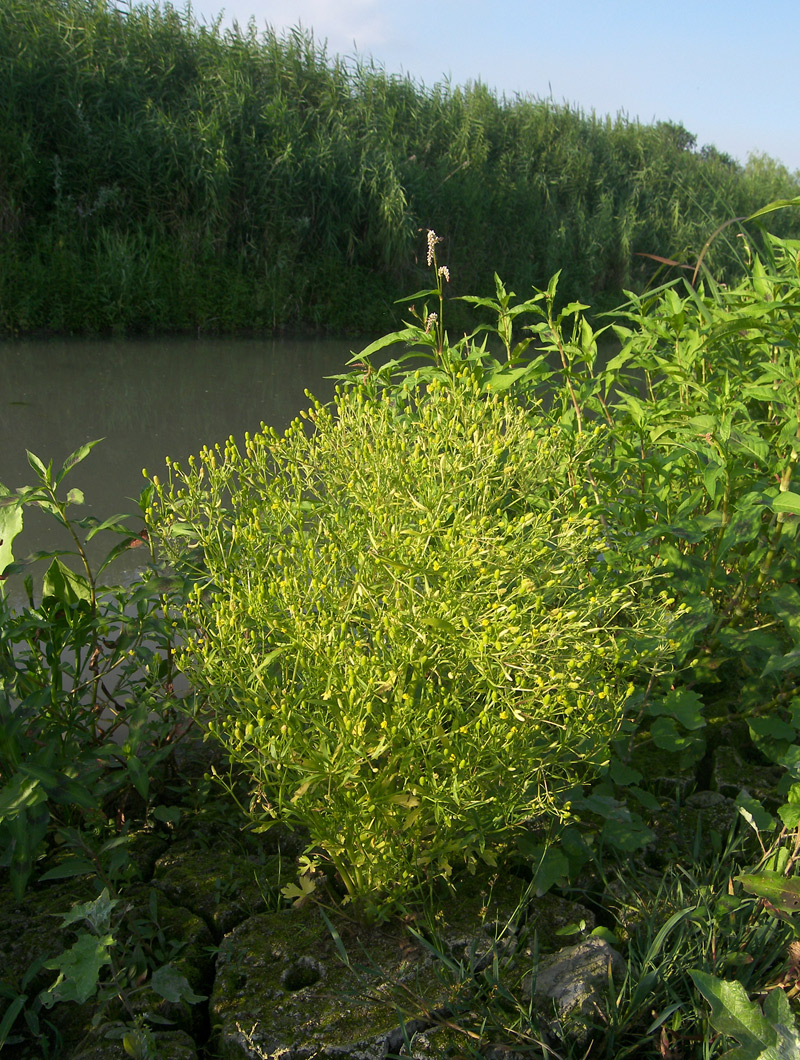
[{"x1": 1, "y1": 0, "x2": 798, "y2": 334}]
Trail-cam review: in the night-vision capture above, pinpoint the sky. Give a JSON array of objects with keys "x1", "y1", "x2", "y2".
[{"x1": 181, "y1": 0, "x2": 800, "y2": 175}]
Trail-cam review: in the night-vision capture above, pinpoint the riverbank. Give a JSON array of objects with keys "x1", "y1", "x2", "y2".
[{"x1": 3, "y1": 229, "x2": 800, "y2": 1058}]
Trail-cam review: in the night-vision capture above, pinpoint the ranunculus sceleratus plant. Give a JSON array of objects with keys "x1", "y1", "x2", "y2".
[
  {"x1": 147, "y1": 234, "x2": 671, "y2": 916},
  {"x1": 148, "y1": 374, "x2": 668, "y2": 916}
]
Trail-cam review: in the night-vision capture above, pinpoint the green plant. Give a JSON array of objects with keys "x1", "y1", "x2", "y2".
[
  {"x1": 146, "y1": 242, "x2": 675, "y2": 918},
  {"x1": 0, "y1": 442, "x2": 190, "y2": 898},
  {"x1": 13, "y1": 887, "x2": 207, "y2": 1059},
  {"x1": 2, "y1": 1, "x2": 799, "y2": 336},
  {"x1": 691, "y1": 971, "x2": 800, "y2": 1060}
]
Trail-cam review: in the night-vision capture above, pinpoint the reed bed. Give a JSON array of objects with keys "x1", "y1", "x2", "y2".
[{"x1": 1, "y1": 0, "x2": 799, "y2": 334}]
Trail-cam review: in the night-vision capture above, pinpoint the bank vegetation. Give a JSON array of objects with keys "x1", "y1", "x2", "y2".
[{"x1": 1, "y1": 0, "x2": 799, "y2": 334}]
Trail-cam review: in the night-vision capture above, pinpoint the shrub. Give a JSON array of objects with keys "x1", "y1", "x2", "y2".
[{"x1": 147, "y1": 354, "x2": 669, "y2": 917}]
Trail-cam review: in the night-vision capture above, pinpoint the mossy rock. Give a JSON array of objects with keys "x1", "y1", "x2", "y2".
[
  {"x1": 648, "y1": 790, "x2": 740, "y2": 859},
  {"x1": 422, "y1": 868, "x2": 594, "y2": 961},
  {"x1": 628, "y1": 738, "x2": 701, "y2": 800},
  {"x1": 153, "y1": 840, "x2": 284, "y2": 941},
  {"x1": 523, "y1": 937, "x2": 626, "y2": 1048},
  {"x1": 403, "y1": 1025, "x2": 473, "y2": 1059},
  {"x1": 125, "y1": 829, "x2": 170, "y2": 881},
  {"x1": 711, "y1": 744, "x2": 784, "y2": 808},
  {"x1": 210, "y1": 905, "x2": 444, "y2": 1060}
]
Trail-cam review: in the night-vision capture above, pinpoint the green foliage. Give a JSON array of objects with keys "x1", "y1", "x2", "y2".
[
  {"x1": 691, "y1": 972, "x2": 800, "y2": 1060},
  {"x1": 147, "y1": 340, "x2": 670, "y2": 916},
  {"x1": 336, "y1": 820, "x2": 798, "y2": 1060},
  {"x1": 1, "y1": 0, "x2": 799, "y2": 333},
  {"x1": 0, "y1": 443, "x2": 189, "y2": 898},
  {"x1": 6, "y1": 214, "x2": 800, "y2": 1052}
]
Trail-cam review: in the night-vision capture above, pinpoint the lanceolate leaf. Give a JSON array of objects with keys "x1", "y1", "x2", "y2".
[
  {"x1": 0, "y1": 487, "x2": 23, "y2": 579},
  {"x1": 54, "y1": 439, "x2": 105, "y2": 487},
  {"x1": 42, "y1": 558, "x2": 92, "y2": 605},
  {"x1": 771, "y1": 491, "x2": 800, "y2": 516}
]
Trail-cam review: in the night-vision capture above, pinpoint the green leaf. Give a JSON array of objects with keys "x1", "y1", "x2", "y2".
[
  {"x1": 125, "y1": 756, "x2": 149, "y2": 800},
  {"x1": 59, "y1": 888, "x2": 118, "y2": 931},
  {"x1": 601, "y1": 814, "x2": 655, "y2": 851},
  {"x1": 606, "y1": 756, "x2": 642, "y2": 786},
  {"x1": 690, "y1": 970, "x2": 775, "y2": 1059},
  {"x1": 0, "y1": 993, "x2": 27, "y2": 1048},
  {"x1": 772, "y1": 492, "x2": 800, "y2": 516},
  {"x1": 590, "y1": 926, "x2": 619, "y2": 944},
  {"x1": 650, "y1": 717, "x2": 700, "y2": 752},
  {"x1": 83, "y1": 513, "x2": 134, "y2": 540},
  {"x1": 777, "y1": 783, "x2": 800, "y2": 829},
  {"x1": 18, "y1": 762, "x2": 98, "y2": 810},
  {"x1": 26, "y1": 450, "x2": 51, "y2": 484},
  {"x1": 629, "y1": 786, "x2": 662, "y2": 813},
  {"x1": 353, "y1": 328, "x2": 427, "y2": 361},
  {"x1": 55, "y1": 440, "x2": 104, "y2": 487},
  {"x1": 747, "y1": 195, "x2": 800, "y2": 221},
  {"x1": 763, "y1": 649, "x2": 800, "y2": 678},
  {"x1": 0, "y1": 773, "x2": 46, "y2": 821},
  {"x1": 38, "y1": 858, "x2": 97, "y2": 882},
  {"x1": 748, "y1": 716, "x2": 798, "y2": 760},
  {"x1": 0, "y1": 488, "x2": 23, "y2": 580},
  {"x1": 41, "y1": 933, "x2": 114, "y2": 1007},
  {"x1": 152, "y1": 805, "x2": 181, "y2": 826},
  {"x1": 647, "y1": 688, "x2": 706, "y2": 730},
  {"x1": 764, "y1": 585, "x2": 800, "y2": 649},
  {"x1": 7, "y1": 804, "x2": 49, "y2": 899},
  {"x1": 719, "y1": 505, "x2": 765, "y2": 556},
  {"x1": 520, "y1": 843, "x2": 568, "y2": 896},
  {"x1": 762, "y1": 986, "x2": 800, "y2": 1058},
  {"x1": 149, "y1": 964, "x2": 207, "y2": 1004},
  {"x1": 42, "y1": 558, "x2": 91, "y2": 605},
  {"x1": 736, "y1": 871, "x2": 800, "y2": 917},
  {"x1": 736, "y1": 792, "x2": 776, "y2": 833}
]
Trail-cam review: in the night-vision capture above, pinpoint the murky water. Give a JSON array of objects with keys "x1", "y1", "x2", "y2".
[{"x1": 1, "y1": 334, "x2": 368, "y2": 602}]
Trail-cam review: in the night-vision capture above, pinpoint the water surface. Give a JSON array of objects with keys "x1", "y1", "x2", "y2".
[{"x1": 1, "y1": 334, "x2": 366, "y2": 601}]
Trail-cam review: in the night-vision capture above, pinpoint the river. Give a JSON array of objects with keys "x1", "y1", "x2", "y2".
[{"x1": 1, "y1": 334, "x2": 368, "y2": 604}]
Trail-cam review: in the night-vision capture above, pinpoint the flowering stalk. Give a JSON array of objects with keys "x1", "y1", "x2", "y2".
[{"x1": 424, "y1": 229, "x2": 448, "y2": 356}]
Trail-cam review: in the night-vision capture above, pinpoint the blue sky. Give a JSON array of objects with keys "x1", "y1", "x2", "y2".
[{"x1": 182, "y1": 0, "x2": 800, "y2": 174}]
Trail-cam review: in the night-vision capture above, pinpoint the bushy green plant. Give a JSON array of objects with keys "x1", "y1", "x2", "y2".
[
  {"x1": 440, "y1": 222, "x2": 800, "y2": 815},
  {"x1": 146, "y1": 330, "x2": 672, "y2": 916}
]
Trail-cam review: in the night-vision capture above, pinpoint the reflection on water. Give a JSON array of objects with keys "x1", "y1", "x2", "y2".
[{"x1": 1, "y1": 334, "x2": 367, "y2": 602}]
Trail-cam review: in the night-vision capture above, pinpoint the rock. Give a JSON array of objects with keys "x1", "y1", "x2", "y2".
[
  {"x1": 711, "y1": 744, "x2": 783, "y2": 808},
  {"x1": 0, "y1": 879, "x2": 100, "y2": 1056},
  {"x1": 421, "y1": 869, "x2": 595, "y2": 973},
  {"x1": 210, "y1": 905, "x2": 442, "y2": 1060},
  {"x1": 153, "y1": 841, "x2": 284, "y2": 941},
  {"x1": 125, "y1": 829, "x2": 170, "y2": 881},
  {"x1": 523, "y1": 937, "x2": 625, "y2": 1046}
]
